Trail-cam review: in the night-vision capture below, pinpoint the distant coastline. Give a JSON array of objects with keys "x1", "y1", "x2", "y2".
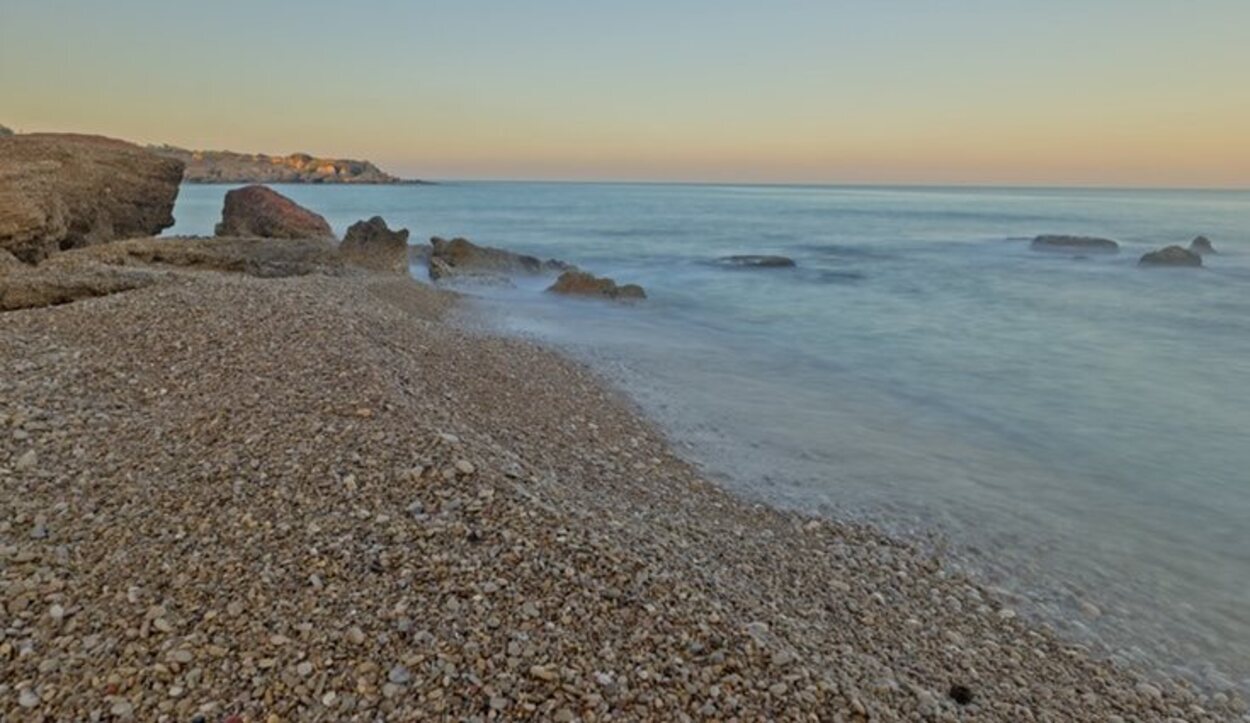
[{"x1": 150, "y1": 144, "x2": 429, "y2": 185}]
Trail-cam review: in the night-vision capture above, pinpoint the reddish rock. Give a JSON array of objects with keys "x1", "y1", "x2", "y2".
[
  {"x1": 0, "y1": 133, "x2": 184, "y2": 263},
  {"x1": 340, "y1": 216, "x2": 410, "y2": 273},
  {"x1": 547, "y1": 270, "x2": 646, "y2": 301},
  {"x1": 214, "y1": 185, "x2": 334, "y2": 239}
]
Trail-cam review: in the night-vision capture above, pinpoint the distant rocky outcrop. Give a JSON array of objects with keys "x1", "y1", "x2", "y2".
[
  {"x1": 340, "y1": 216, "x2": 410, "y2": 273},
  {"x1": 0, "y1": 124, "x2": 14, "y2": 137},
  {"x1": 715, "y1": 255, "x2": 796, "y2": 268},
  {"x1": 152, "y1": 146, "x2": 417, "y2": 184},
  {"x1": 0, "y1": 133, "x2": 184, "y2": 263},
  {"x1": 1030, "y1": 235, "x2": 1120, "y2": 253},
  {"x1": 1189, "y1": 236, "x2": 1216, "y2": 255},
  {"x1": 547, "y1": 270, "x2": 646, "y2": 300},
  {"x1": 1139, "y1": 245, "x2": 1203, "y2": 268},
  {"x1": 215, "y1": 185, "x2": 334, "y2": 239},
  {"x1": 427, "y1": 236, "x2": 569, "y2": 282}
]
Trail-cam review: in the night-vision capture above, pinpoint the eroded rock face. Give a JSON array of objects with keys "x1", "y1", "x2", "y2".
[
  {"x1": 547, "y1": 270, "x2": 646, "y2": 300},
  {"x1": 1030, "y1": 235, "x2": 1120, "y2": 253},
  {"x1": 1189, "y1": 236, "x2": 1216, "y2": 255},
  {"x1": 340, "y1": 216, "x2": 410, "y2": 273},
  {"x1": 1139, "y1": 245, "x2": 1202, "y2": 267},
  {"x1": 0, "y1": 133, "x2": 184, "y2": 263},
  {"x1": 716, "y1": 255, "x2": 796, "y2": 268},
  {"x1": 0, "y1": 249, "x2": 24, "y2": 277},
  {"x1": 214, "y1": 185, "x2": 334, "y2": 239}
]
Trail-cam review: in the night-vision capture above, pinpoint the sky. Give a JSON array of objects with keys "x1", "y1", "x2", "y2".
[{"x1": 2, "y1": 0, "x2": 1249, "y2": 186}]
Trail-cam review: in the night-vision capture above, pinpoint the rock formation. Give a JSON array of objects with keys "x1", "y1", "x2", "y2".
[
  {"x1": 1139, "y1": 245, "x2": 1203, "y2": 267},
  {"x1": 214, "y1": 185, "x2": 335, "y2": 239},
  {"x1": 1189, "y1": 236, "x2": 1216, "y2": 255},
  {"x1": 0, "y1": 133, "x2": 184, "y2": 263},
  {"x1": 1, "y1": 235, "x2": 346, "y2": 311},
  {"x1": 1030, "y1": 235, "x2": 1120, "y2": 253},
  {"x1": 0, "y1": 124, "x2": 13, "y2": 137},
  {"x1": 0, "y1": 262, "x2": 158, "y2": 312},
  {"x1": 340, "y1": 216, "x2": 410, "y2": 273},
  {"x1": 715, "y1": 255, "x2": 796, "y2": 268},
  {"x1": 427, "y1": 236, "x2": 569, "y2": 282},
  {"x1": 547, "y1": 270, "x2": 646, "y2": 300},
  {"x1": 152, "y1": 146, "x2": 416, "y2": 184}
]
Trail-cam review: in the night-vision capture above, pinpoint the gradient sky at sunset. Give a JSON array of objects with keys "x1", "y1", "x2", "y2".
[{"x1": 3, "y1": 0, "x2": 1248, "y2": 186}]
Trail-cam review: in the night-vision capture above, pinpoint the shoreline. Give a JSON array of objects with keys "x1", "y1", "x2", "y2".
[
  {"x1": 453, "y1": 277, "x2": 1249, "y2": 701},
  {"x1": 0, "y1": 249, "x2": 1244, "y2": 718}
]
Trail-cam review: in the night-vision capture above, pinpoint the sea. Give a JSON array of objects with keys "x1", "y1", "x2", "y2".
[{"x1": 169, "y1": 181, "x2": 1250, "y2": 694}]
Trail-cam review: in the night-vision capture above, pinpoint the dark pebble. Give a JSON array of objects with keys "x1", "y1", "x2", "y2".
[{"x1": 949, "y1": 684, "x2": 974, "y2": 705}]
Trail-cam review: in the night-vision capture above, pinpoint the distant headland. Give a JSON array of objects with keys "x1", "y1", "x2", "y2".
[{"x1": 149, "y1": 144, "x2": 427, "y2": 185}]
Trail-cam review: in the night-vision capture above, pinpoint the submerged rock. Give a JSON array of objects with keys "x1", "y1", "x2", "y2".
[
  {"x1": 1189, "y1": 235, "x2": 1216, "y2": 255},
  {"x1": 715, "y1": 255, "x2": 796, "y2": 268},
  {"x1": 428, "y1": 236, "x2": 569, "y2": 282},
  {"x1": 0, "y1": 133, "x2": 184, "y2": 263},
  {"x1": 1139, "y1": 245, "x2": 1202, "y2": 267},
  {"x1": 340, "y1": 216, "x2": 410, "y2": 273},
  {"x1": 1030, "y1": 235, "x2": 1120, "y2": 253},
  {"x1": 214, "y1": 184, "x2": 334, "y2": 239},
  {"x1": 547, "y1": 270, "x2": 645, "y2": 301}
]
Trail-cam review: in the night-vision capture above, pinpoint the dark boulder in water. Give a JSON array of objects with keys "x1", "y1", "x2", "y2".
[
  {"x1": 1189, "y1": 235, "x2": 1216, "y2": 255},
  {"x1": 1030, "y1": 235, "x2": 1120, "y2": 253},
  {"x1": 547, "y1": 270, "x2": 645, "y2": 301},
  {"x1": 427, "y1": 236, "x2": 570, "y2": 281},
  {"x1": 715, "y1": 255, "x2": 796, "y2": 268},
  {"x1": 1139, "y1": 245, "x2": 1202, "y2": 267}
]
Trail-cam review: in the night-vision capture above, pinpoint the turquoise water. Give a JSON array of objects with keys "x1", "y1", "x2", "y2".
[{"x1": 170, "y1": 182, "x2": 1250, "y2": 692}]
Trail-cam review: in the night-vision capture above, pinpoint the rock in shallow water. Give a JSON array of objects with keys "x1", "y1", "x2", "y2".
[
  {"x1": 427, "y1": 236, "x2": 569, "y2": 282},
  {"x1": 547, "y1": 270, "x2": 646, "y2": 301},
  {"x1": 1030, "y1": 234, "x2": 1120, "y2": 253},
  {"x1": 715, "y1": 255, "x2": 797, "y2": 268},
  {"x1": 1189, "y1": 235, "x2": 1216, "y2": 255},
  {"x1": 1139, "y1": 245, "x2": 1202, "y2": 267}
]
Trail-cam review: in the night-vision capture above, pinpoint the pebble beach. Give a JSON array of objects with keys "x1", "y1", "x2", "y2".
[{"x1": 3, "y1": 254, "x2": 1246, "y2": 721}]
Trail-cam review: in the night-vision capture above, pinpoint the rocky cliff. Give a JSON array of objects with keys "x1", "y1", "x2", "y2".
[{"x1": 152, "y1": 146, "x2": 418, "y2": 184}]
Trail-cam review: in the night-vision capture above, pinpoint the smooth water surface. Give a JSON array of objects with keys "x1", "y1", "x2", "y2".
[{"x1": 170, "y1": 182, "x2": 1250, "y2": 691}]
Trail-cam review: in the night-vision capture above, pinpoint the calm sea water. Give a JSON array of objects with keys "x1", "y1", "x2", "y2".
[{"x1": 170, "y1": 182, "x2": 1250, "y2": 692}]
